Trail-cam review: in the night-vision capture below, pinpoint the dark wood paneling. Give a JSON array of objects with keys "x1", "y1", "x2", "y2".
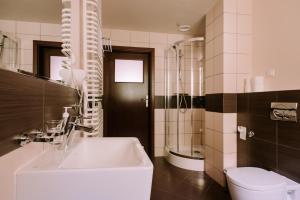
[
  {"x1": 237, "y1": 90, "x2": 300, "y2": 183},
  {"x1": 44, "y1": 81, "x2": 78, "y2": 126},
  {"x1": 0, "y1": 69, "x2": 78, "y2": 156},
  {"x1": 0, "y1": 70, "x2": 44, "y2": 155}
]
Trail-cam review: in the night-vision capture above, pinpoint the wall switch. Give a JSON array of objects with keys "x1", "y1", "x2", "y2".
[{"x1": 238, "y1": 126, "x2": 247, "y2": 140}]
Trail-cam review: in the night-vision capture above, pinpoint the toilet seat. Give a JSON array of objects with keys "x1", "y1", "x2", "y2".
[{"x1": 226, "y1": 167, "x2": 287, "y2": 191}]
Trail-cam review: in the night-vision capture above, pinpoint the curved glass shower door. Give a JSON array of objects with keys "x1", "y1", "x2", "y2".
[{"x1": 165, "y1": 38, "x2": 205, "y2": 159}]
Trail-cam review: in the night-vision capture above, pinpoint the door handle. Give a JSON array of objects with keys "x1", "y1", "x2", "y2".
[{"x1": 141, "y1": 95, "x2": 149, "y2": 108}]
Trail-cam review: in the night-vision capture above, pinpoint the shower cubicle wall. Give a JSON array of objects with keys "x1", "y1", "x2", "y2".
[{"x1": 165, "y1": 38, "x2": 205, "y2": 160}]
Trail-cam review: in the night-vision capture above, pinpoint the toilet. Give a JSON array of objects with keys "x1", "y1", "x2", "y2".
[{"x1": 225, "y1": 167, "x2": 300, "y2": 200}]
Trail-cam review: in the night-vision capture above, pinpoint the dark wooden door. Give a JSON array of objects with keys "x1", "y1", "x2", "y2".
[{"x1": 104, "y1": 50, "x2": 151, "y2": 155}]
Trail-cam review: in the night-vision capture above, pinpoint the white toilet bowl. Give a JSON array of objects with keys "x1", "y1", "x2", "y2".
[{"x1": 225, "y1": 167, "x2": 300, "y2": 200}]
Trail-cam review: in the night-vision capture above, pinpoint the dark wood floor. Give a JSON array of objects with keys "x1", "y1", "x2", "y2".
[{"x1": 151, "y1": 157, "x2": 232, "y2": 200}]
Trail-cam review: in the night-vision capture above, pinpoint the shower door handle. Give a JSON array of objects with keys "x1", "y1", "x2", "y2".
[{"x1": 141, "y1": 95, "x2": 149, "y2": 108}]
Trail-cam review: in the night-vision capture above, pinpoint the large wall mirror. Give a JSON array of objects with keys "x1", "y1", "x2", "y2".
[{"x1": 0, "y1": 0, "x2": 67, "y2": 84}]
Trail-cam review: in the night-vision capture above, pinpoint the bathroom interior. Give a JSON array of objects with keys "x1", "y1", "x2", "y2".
[{"x1": 1, "y1": 0, "x2": 300, "y2": 199}]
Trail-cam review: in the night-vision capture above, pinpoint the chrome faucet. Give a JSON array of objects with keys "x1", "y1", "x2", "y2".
[{"x1": 62, "y1": 114, "x2": 94, "y2": 152}]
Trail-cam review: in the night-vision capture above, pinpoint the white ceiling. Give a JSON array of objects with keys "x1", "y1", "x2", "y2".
[
  {"x1": 0, "y1": 0, "x2": 216, "y2": 35},
  {"x1": 102, "y1": 0, "x2": 216, "y2": 35}
]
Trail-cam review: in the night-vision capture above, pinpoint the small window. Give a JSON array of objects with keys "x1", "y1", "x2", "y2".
[{"x1": 115, "y1": 59, "x2": 143, "y2": 83}]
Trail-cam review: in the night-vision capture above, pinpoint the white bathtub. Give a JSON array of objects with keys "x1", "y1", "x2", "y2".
[{"x1": 16, "y1": 137, "x2": 153, "y2": 200}]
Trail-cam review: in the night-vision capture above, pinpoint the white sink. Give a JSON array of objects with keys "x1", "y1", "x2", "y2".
[{"x1": 16, "y1": 137, "x2": 153, "y2": 200}]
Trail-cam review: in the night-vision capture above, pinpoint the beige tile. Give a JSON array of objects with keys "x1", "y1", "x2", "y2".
[
  {"x1": 237, "y1": 34, "x2": 252, "y2": 54},
  {"x1": 205, "y1": 76, "x2": 214, "y2": 94},
  {"x1": 205, "y1": 40, "x2": 214, "y2": 60},
  {"x1": 205, "y1": 59, "x2": 214, "y2": 77},
  {"x1": 205, "y1": 129, "x2": 214, "y2": 147},
  {"x1": 167, "y1": 34, "x2": 185, "y2": 44},
  {"x1": 223, "y1": 113, "x2": 237, "y2": 133},
  {"x1": 223, "y1": 13, "x2": 237, "y2": 33},
  {"x1": 223, "y1": 153, "x2": 237, "y2": 168},
  {"x1": 213, "y1": 74, "x2": 223, "y2": 94},
  {"x1": 237, "y1": 74, "x2": 250, "y2": 93},
  {"x1": 214, "y1": 35, "x2": 223, "y2": 56},
  {"x1": 20, "y1": 49, "x2": 33, "y2": 65},
  {"x1": 17, "y1": 34, "x2": 40, "y2": 50},
  {"x1": 155, "y1": 134, "x2": 165, "y2": 148},
  {"x1": 223, "y1": 74, "x2": 237, "y2": 93},
  {"x1": 223, "y1": 133, "x2": 237, "y2": 153},
  {"x1": 205, "y1": 111, "x2": 214, "y2": 129},
  {"x1": 206, "y1": 23, "x2": 214, "y2": 42},
  {"x1": 237, "y1": 15, "x2": 252, "y2": 34},
  {"x1": 154, "y1": 147, "x2": 165, "y2": 157},
  {"x1": 155, "y1": 57, "x2": 164, "y2": 70},
  {"x1": 155, "y1": 69, "x2": 164, "y2": 83},
  {"x1": 214, "y1": 131, "x2": 223, "y2": 152},
  {"x1": 150, "y1": 43, "x2": 166, "y2": 57},
  {"x1": 130, "y1": 42, "x2": 149, "y2": 48},
  {"x1": 17, "y1": 21, "x2": 40, "y2": 35},
  {"x1": 213, "y1": 55, "x2": 223, "y2": 75},
  {"x1": 111, "y1": 40, "x2": 130, "y2": 46},
  {"x1": 223, "y1": 53, "x2": 237, "y2": 73},
  {"x1": 41, "y1": 35, "x2": 61, "y2": 42},
  {"x1": 130, "y1": 31, "x2": 149, "y2": 43},
  {"x1": 237, "y1": 0, "x2": 252, "y2": 14},
  {"x1": 205, "y1": 146, "x2": 214, "y2": 164},
  {"x1": 237, "y1": 54, "x2": 252, "y2": 74},
  {"x1": 155, "y1": 121, "x2": 165, "y2": 134},
  {"x1": 214, "y1": 16, "x2": 223, "y2": 38},
  {"x1": 155, "y1": 82, "x2": 164, "y2": 95},
  {"x1": 223, "y1": 33, "x2": 237, "y2": 53},
  {"x1": 215, "y1": 168, "x2": 226, "y2": 187},
  {"x1": 214, "y1": 0, "x2": 223, "y2": 18},
  {"x1": 0, "y1": 20, "x2": 16, "y2": 33},
  {"x1": 155, "y1": 109, "x2": 165, "y2": 122},
  {"x1": 223, "y1": 0, "x2": 237, "y2": 13},
  {"x1": 41, "y1": 23, "x2": 61, "y2": 36},
  {"x1": 149, "y1": 32, "x2": 167, "y2": 44},
  {"x1": 111, "y1": 29, "x2": 130, "y2": 42},
  {"x1": 205, "y1": 8, "x2": 215, "y2": 26}
]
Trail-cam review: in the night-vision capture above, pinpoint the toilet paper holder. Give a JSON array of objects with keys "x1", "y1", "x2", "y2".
[{"x1": 270, "y1": 102, "x2": 298, "y2": 122}]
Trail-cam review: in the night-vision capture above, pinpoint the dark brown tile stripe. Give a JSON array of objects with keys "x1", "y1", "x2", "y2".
[
  {"x1": 205, "y1": 93, "x2": 237, "y2": 113},
  {"x1": 154, "y1": 95, "x2": 205, "y2": 109},
  {"x1": 0, "y1": 69, "x2": 78, "y2": 156},
  {"x1": 237, "y1": 90, "x2": 300, "y2": 183}
]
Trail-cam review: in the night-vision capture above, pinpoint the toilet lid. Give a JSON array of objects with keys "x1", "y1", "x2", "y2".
[{"x1": 226, "y1": 167, "x2": 287, "y2": 191}]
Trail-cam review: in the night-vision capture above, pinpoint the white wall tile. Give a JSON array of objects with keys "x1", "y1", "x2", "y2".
[
  {"x1": 150, "y1": 43, "x2": 166, "y2": 57},
  {"x1": 223, "y1": 153, "x2": 237, "y2": 168},
  {"x1": 41, "y1": 23, "x2": 61, "y2": 36},
  {"x1": 17, "y1": 34, "x2": 40, "y2": 50},
  {"x1": 155, "y1": 121, "x2": 165, "y2": 134},
  {"x1": 223, "y1": 133, "x2": 237, "y2": 153},
  {"x1": 237, "y1": 54, "x2": 252, "y2": 73},
  {"x1": 223, "y1": 53, "x2": 237, "y2": 73},
  {"x1": 155, "y1": 57, "x2": 164, "y2": 70},
  {"x1": 149, "y1": 32, "x2": 167, "y2": 44},
  {"x1": 237, "y1": 0, "x2": 252, "y2": 15},
  {"x1": 20, "y1": 49, "x2": 33, "y2": 65},
  {"x1": 223, "y1": 13, "x2": 237, "y2": 33},
  {"x1": 111, "y1": 29, "x2": 130, "y2": 42},
  {"x1": 17, "y1": 21, "x2": 40, "y2": 35},
  {"x1": 237, "y1": 34, "x2": 252, "y2": 54},
  {"x1": 130, "y1": 31, "x2": 149, "y2": 43},
  {"x1": 223, "y1": 73, "x2": 237, "y2": 93},
  {"x1": 154, "y1": 147, "x2": 165, "y2": 157},
  {"x1": 155, "y1": 109, "x2": 165, "y2": 122},
  {"x1": 167, "y1": 34, "x2": 185, "y2": 44},
  {"x1": 0, "y1": 20, "x2": 16, "y2": 33},
  {"x1": 130, "y1": 42, "x2": 149, "y2": 48},
  {"x1": 223, "y1": 33, "x2": 237, "y2": 53},
  {"x1": 102, "y1": 29, "x2": 111, "y2": 37},
  {"x1": 155, "y1": 82, "x2": 164, "y2": 95},
  {"x1": 155, "y1": 134, "x2": 165, "y2": 148},
  {"x1": 41, "y1": 35, "x2": 61, "y2": 42},
  {"x1": 237, "y1": 15, "x2": 252, "y2": 34},
  {"x1": 223, "y1": 0, "x2": 237, "y2": 13}
]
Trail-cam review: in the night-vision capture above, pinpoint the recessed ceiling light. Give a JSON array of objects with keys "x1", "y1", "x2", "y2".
[{"x1": 178, "y1": 25, "x2": 191, "y2": 32}]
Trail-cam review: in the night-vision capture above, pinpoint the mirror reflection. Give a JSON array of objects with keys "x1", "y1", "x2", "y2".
[{"x1": 0, "y1": 0, "x2": 67, "y2": 83}]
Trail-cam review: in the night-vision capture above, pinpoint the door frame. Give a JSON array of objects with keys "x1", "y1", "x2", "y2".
[{"x1": 103, "y1": 46, "x2": 155, "y2": 159}]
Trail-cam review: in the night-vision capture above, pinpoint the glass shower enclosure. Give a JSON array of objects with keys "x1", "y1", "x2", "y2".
[{"x1": 164, "y1": 37, "x2": 205, "y2": 161}]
